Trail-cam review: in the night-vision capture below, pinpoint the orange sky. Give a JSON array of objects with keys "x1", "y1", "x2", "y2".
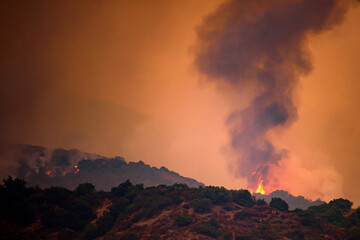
[{"x1": 1, "y1": 0, "x2": 360, "y2": 205}]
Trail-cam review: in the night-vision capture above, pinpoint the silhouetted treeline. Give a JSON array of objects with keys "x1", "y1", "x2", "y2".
[{"x1": 1, "y1": 177, "x2": 360, "y2": 239}]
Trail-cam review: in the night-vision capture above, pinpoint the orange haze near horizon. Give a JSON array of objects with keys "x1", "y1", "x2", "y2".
[{"x1": 1, "y1": 1, "x2": 360, "y2": 205}]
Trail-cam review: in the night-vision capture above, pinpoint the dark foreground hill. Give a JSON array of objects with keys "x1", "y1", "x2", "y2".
[
  {"x1": 1, "y1": 177, "x2": 360, "y2": 240},
  {"x1": 0, "y1": 144, "x2": 204, "y2": 189}
]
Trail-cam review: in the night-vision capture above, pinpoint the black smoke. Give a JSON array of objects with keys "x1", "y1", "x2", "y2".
[{"x1": 194, "y1": 0, "x2": 351, "y2": 189}]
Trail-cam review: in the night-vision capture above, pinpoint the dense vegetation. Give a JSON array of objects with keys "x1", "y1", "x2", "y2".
[{"x1": 1, "y1": 176, "x2": 360, "y2": 239}]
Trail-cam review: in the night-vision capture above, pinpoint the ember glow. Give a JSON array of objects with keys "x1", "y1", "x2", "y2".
[
  {"x1": 45, "y1": 170, "x2": 54, "y2": 177},
  {"x1": 74, "y1": 165, "x2": 79, "y2": 174}
]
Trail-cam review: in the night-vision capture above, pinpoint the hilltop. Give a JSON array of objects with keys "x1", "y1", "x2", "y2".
[{"x1": 0, "y1": 144, "x2": 204, "y2": 189}]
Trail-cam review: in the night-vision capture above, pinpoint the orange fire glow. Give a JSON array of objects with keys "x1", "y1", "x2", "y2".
[
  {"x1": 74, "y1": 165, "x2": 79, "y2": 174},
  {"x1": 45, "y1": 170, "x2": 54, "y2": 177},
  {"x1": 255, "y1": 177, "x2": 266, "y2": 195}
]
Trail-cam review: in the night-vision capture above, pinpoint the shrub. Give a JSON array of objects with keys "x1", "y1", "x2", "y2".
[
  {"x1": 42, "y1": 186, "x2": 71, "y2": 204},
  {"x1": 285, "y1": 229, "x2": 304, "y2": 240},
  {"x1": 58, "y1": 228, "x2": 76, "y2": 240},
  {"x1": 349, "y1": 208, "x2": 360, "y2": 225},
  {"x1": 270, "y1": 197, "x2": 289, "y2": 211},
  {"x1": 224, "y1": 232, "x2": 232, "y2": 240},
  {"x1": 232, "y1": 190, "x2": 255, "y2": 207},
  {"x1": 191, "y1": 220, "x2": 220, "y2": 238},
  {"x1": 67, "y1": 199, "x2": 96, "y2": 220},
  {"x1": 96, "y1": 212, "x2": 117, "y2": 236},
  {"x1": 104, "y1": 233, "x2": 121, "y2": 240},
  {"x1": 298, "y1": 203, "x2": 351, "y2": 228},
  {"x1": 41, "y1": 207, "x2": 89, "y2": 231},
  {"x1": 234, "y1": 209, "x2": 255, "y2": 221},
  {"x1": 300, "y1": 217, "x2": 323, "y2": 231},
  {"x1": 199, "y1": 186, "x2": 231, "y2": 205},
  {"x1": 111, "y1": 180, "x2": 133, "y2": 197},
  {"x1": 235, "y1": 234, "x2": 255, "y2": 240},
  {"x1": 119, "y1": 232, "x2": 140, "y2": 240},
  {"x1": 174, "y1": 213, "x2": 194, "y2": 227},
  {"x1": 2, "y1": 176, "x2": 27, "y2": 192},
  {"x1": 130, "y1": 209, "x2": 147, "y2": 223},
  {"x1": 223, "y1": 205, "x2": 232, "y2": 211},
  {"x1": 329, "y1": 198, "x2": 352, "y2": 212},
  {"x1": 209, "y1": 217, "x2": 220, "y2": 228},
  {"x1": 81, "y1": 223, "x2": 98, "y2": 240},
  {"x1": 169, "y1": 183, "x2": 189, "y2": 191},
  {"x1": 347, "y1": 226, "x2": 360, "y2": 240},
  {"x1": 75, "y1": 183, "x2": 95, "y2": 196},
  {"x1": 192, "y1": 198, "x2": 213, "y2": 214},
  {"x1": 256, "y1": 199, "x2": 267, "y2": 206}
]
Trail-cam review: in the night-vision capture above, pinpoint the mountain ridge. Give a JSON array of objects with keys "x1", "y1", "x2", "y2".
[{"x1": 0, "y1": 144, "x2": 204, "y2": 190}]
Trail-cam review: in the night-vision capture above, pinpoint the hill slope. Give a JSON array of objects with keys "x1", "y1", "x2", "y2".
[
  {"x1": 0, "y1": 144, "x2": 204, "y2": 189},
  {"x1": 1, "y1": 179, "x2": 359, "y2": 240}
]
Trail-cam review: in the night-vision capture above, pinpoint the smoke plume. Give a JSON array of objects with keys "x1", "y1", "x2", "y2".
[{"x1": 194, "y1": 0, "x2": 351, "y2": 190}]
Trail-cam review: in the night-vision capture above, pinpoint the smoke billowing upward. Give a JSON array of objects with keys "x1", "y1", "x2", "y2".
[{"x1": 195, "y1": 0, "x2": 351, "y2": 190}]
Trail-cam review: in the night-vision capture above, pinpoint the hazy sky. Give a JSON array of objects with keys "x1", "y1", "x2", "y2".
[{"x1": 1, "y1": 0, "x2": 360, "y2": 204}]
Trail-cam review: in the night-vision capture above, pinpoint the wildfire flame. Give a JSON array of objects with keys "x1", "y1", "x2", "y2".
[
  {"x1": 45, "y1": 170, "x2": 54, "y2": 177},
  {"x1": 255, "y1": 177, "x2": 265, "y2": 195},
  {"x1": 74, "y1": 165, "x2": 79, "y2": 174}
]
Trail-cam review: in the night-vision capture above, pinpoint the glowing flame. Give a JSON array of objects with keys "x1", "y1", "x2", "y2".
[
  {"x1": 255, "y1": 177, "x2": 265, "y2": 195},
  {"x1": 74, "y1": 165, "x2": 79, "y2": 174},
  {"x1": 46, "y1": 170, "x2": 54, "y2": 177}
]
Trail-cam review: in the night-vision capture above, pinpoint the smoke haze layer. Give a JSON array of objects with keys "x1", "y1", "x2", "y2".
[{"x1": 194, "y1": 0, "x2": 351, "y2": 189}]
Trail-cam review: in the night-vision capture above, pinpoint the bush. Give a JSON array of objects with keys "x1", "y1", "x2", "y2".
[
  {"x1": 285, "y1": 229, "x2": 304, "y2": 240},
  {"x1": 119, "y1": 232, "x2": 140, "y2": 240},
  {"x1": 2, "y1": 176, "x2": 27, "y2": 192},
  {"x1": 68, "y1": 199, "x2": 96, "y2": 220},
  {"x1": 192, "y1": 198, "x2": 213, "y2": 214},
  {"x1": 58, "y1": 228, "x2": 76, "y2": 240},
  {"x1": 300, "y1": 217, "x2": 323, "y2": 231},
  {"x1": 174, "y1": 213, "x2": 194, "y2": 227},
  {"x1": 223, "y1": 205, "x2": 232, "y2": 211},
  {"x1": 235, "y1": 234, "x2": 255, "y2": 240},
  {"x1": 41, "y1": 208, "x2": 89, "y2": 231},
  {"x1": 347, "y1": 226, "x2": 360, "y2": 240},
  {"x1": 224, "y1": 232, "x2": 232, "y2": 240},
  {"x1": 298, "y1": 203, "x2": 351, "y2": 228},
  {"x1": 329, "y1": 198, "x2": 352, "y2": 212},
  {"x1": 81, "y1": 223, "x2": 98, "y2": 240},
  {"x1": 234, "y1": 209, "x2": 255, "y2": 221},
  {"x1": 191, "y1": 219, "x2": 221, "y2": 238},
  {"x1": 349, "y1": 208, "x2": 360, "y2": 225},
  {"x1": 199, "y1": 186, "x2": 231, "y2": 205},
  {"x1": 75, "y1": 183, "x2": 95, "y2": 196},
  {"x1": 96, "y1": 212, "x2": 117, "y2": 236},
  {"x1": 232, "y1": 190, "x2": 255, "y2": 207},
  {"x1": 209, "y1": 217, "x2": 220, "y2": 228},
  {"x1": 256, "y1": 199, "x2": 267, "y2": 206},
  {"x1": 270, "y1": 197, "x2": 289, "y2": 211},
  {"x1": 42, "y1": 186, "x2": 71, "y2": 204},
  {"x1": 111, "y1": 180, "x2": 133, "y2": 197}
]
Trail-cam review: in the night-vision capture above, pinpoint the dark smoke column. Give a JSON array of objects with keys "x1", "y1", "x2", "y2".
[{"x1": 194, "y1": 0, "x2": 350, "y2": 190}]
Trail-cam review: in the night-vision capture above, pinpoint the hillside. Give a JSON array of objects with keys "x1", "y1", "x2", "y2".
[
  {"x1": 1, "y1": 177, "x2": 360, "y2": 240},
  {"x1": 0, "y1": 144, "x2": 204, "y2": 189},
  {"x1": 253, "y1": 190, "x2": 325, "y2": 210}
]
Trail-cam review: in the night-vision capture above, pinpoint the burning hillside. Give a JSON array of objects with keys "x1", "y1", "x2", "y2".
[{"x1": 0, "y1": 144, "x2": 204, "y2": 190}]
